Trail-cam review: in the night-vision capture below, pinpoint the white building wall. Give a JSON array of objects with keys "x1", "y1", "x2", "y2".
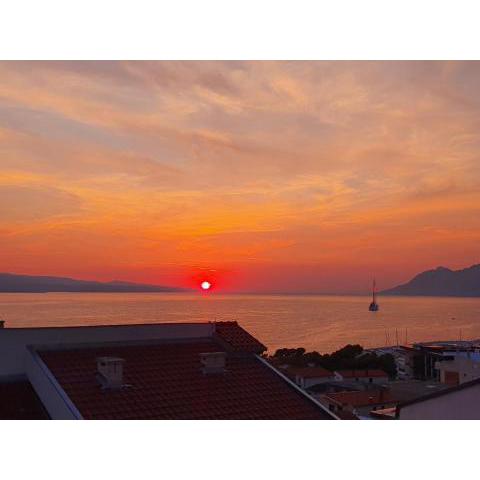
[
  {"x1": 399, "y1": 383, "x2": 480, "y2": 420},
  {"x1": 441, "y1": 351, "x2": 480, "y2": 362},
  {"x1": 436, "y1": 357, "x2": 480, "y2": 385},
  {"x1": 298, "y1": 376, "x2": 333, "y2": 389},
  {"x1": 334, "y1": 372, "x2": 388, "y2": 384}
]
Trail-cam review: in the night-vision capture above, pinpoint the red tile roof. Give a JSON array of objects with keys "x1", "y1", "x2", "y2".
[
  {"x1": 369, "y1": 407, "x2": 396, "y2": 419},
  {"x1": 324, "y1": 389, "x2": 396, "y2": 407},
  {"x1": 336, "y1": 369, "x2": 388, "y2": 379},
  {"x1": 213, "y1": 321, "x2": 267, "y2": 353},
  {"x1": 38, "y1": 340, "x2": 332, "y2": 419},
  {"x1": 0, "y1": 380, "x2": 49, "y2": 419}
]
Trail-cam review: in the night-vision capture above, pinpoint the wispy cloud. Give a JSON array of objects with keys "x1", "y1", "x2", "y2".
[{"x1": 1, "y1": 61, "x2": 480, "y2": 292}]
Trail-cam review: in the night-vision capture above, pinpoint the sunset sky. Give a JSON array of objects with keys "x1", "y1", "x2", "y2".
[{"x1": 1, "y1": 61, "x2": 480, "y2": 293}]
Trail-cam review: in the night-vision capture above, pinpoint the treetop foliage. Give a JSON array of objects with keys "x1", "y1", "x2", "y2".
[{"x1": 272, "y1": 344, "x2": 397, "y2": 378}]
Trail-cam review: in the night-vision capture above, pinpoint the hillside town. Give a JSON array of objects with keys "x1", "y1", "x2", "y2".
[
  {"x1": 269, "y1": 339, "x2": 480, "y2": 419},
  {"x1": 1, "y1": 319, "x2": 479, "y2": 420}
]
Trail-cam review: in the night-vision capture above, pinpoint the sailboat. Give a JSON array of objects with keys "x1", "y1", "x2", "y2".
[{"x1": 369, "y1": 279, "x2": 379, "y2": 311}]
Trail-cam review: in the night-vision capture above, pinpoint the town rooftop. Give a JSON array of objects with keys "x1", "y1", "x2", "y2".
[{"x1": 0, "y1": 321, "x2": 336, "y2": 420}]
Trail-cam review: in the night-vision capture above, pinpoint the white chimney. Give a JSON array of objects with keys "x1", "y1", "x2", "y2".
[
  {"x1": 96, "y1": 356, "x2": 125, "y2": 389},
  {"x1": 200, "y1": 352, "x2": 227, "y2": 374}
]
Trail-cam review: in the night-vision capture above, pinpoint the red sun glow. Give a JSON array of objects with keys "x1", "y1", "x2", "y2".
[{"x1": 200, "y1": 281, "x2": 211, "y2": 290}]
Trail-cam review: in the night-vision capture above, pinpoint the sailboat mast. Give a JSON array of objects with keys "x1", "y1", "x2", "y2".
[{"x1": 368, "y1": 277, "x2": 379, "y2": 311}]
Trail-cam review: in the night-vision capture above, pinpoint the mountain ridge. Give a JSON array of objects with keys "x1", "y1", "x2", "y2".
[
  {"x1": 0, "y1": 272, "x2": 186, "y2": 293},
  {"x1": 381, "y1": 264, "x2": 480, "y2": 297}
]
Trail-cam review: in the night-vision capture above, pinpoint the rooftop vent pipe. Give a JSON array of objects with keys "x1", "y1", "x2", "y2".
[
  {"x1": 96, "y1": 356, "x2": 125, "y2": 389},
  {"x1": 200, "y1": 352, "x2": 227, "y2": 374}
]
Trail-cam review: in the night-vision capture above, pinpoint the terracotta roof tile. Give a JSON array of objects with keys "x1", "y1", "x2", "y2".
[
  {"x1": 0, "y1": 380, "x2": 49, "y2": 419},
  {"x1": 213, "y1": 321, "x2": 267, "y2": 353},
  {"x1": 38, "y1": 340, "x2": 332, "y2": 420},
  {"x1": 324, "y1": 389, "x2": 396, "y2": 407}
]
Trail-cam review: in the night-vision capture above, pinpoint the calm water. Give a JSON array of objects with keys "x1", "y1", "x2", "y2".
[{"x1": 1, "y1": 293, "x2": 479, "y2": 353}]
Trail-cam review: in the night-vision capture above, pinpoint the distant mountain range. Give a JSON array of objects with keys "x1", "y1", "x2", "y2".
[
  {"x1": 0, "y1": 273, "x2": 185, "y2": 293},
  {"x1": 381, "y1": 264, "x2": 480, "y2": 297}
]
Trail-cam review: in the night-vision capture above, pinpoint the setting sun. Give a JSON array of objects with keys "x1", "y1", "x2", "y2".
[{"x1": 201, "y1": 281, "x2": 212, "y2": 291}]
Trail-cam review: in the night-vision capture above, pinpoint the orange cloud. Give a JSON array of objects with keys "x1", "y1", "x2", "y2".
[{"x1": 1, "y1": 61, "x2": 480, "y2": 292}]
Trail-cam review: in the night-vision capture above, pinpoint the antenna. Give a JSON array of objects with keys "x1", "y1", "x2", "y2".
[{"x1": 395, "y1": 328, "x2": 399, "y2": 347}]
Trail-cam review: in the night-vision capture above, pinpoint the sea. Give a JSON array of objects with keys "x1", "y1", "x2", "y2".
[{"x1": 1, "y1": 293, "x2": 479, "y2": 353}]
